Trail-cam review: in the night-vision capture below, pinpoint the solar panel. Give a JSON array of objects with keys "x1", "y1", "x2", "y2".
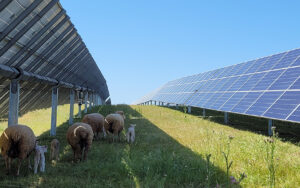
[{"x1": 136, "y1": 48, "x2": 300, "y2": 123}]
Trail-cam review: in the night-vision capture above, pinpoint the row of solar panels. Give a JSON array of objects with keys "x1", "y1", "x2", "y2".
[
  {"x1": 135, "y1": 48, "x2": 300, "y2": 123},
  {"x1": 0, "y1": 0, "x2": 110, "y2": 116}
]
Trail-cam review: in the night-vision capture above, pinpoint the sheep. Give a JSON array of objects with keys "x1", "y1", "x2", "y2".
[
  {"x1": 82, "y1": 113, "x2": 106, "y2": 140},
  {"x1": 126, "y1": 124, "x2": 136, "y2": 144},
  {"x1": 50, "y1": 139, "x2": 60, "y2": 161},
  {"x1": 104, "y1": 111, "x2": 126, "y2": 142},
  {"x1": 0, "y1": 125, "x2": 36, "y2": 175},
  {"x1": 66, "y1": 122, "x2": 94, "y2": 162},
  {"x1": 34, "y1": 143, "x2": 47, "y2": 174}
]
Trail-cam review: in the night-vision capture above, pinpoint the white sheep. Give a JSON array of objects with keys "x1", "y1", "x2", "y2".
[
  {"x1": 126, "y1": 124, "x2": 136, "y2": 144},
  {"x1": 34, "y1": 143, "x2": 47, "y2": 174}
]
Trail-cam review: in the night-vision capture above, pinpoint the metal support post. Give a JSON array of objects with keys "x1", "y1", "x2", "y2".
[
  {"x1": 8, "y1": 79, "x2": 20, "y2": 126},
  {"x1": 154, "y1": 101, "x2": 157, "y2": 105},
  {"x1": 69, "y1": 89, "x2": 74, "y2": 125},
  {"x1": 84, "y1": 91, "x2": 88, "y2": 113},
  {"x1": 176, "y1": 104, "x2": 179, "y2": 109},
  {"x1": 78, "y1": 103, "x2": 82, "y2": 118},
  {"x1": 268, "y1": 119, "x2": 273, "y2": 136},
  {"x1": 188, "y1": 106, "x2": 191, "y2": 113},
  {"x1": 50, "y1": 87, "x2": 58, "y2": 136},
  {"x1": 203, "y1": 108, "x2": 206, "y2": 117},
  {"x1": 88, "y1": 92, "x2": 92, "y2": 110},
  {"x1": 224, "y1": 112, "x2": 228, "y2": 124}
]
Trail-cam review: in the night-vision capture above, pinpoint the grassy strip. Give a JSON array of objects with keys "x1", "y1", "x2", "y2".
[{"x1": 0, "y1": 105, "x2": 299, "y2": 187}]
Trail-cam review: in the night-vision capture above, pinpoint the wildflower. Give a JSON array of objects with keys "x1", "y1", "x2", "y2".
[
  {"x1": 230, "y1": 176, "x2": 238, "y2": 184},
  {"x1": 264, "y1": 137, "x2": 274, "y2": 143}
]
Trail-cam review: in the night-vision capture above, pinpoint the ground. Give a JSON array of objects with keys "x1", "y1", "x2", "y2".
[{"x1": 0, "y1": 104, "x2": 299, "y2": 187}]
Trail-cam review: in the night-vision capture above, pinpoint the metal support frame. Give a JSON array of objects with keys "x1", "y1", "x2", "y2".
[
  {"x1": 8, "y1": 79, "x2": 20, "y2": 126},
  {"x1": 176, "y1": 104, "x2": 179, "y2": 109},
  {"x1": 50, "y1": 86, "x2": 59, "y2": 136},
  {"x1": 69, "y1": 89, "x2": 74, "y2": 125},
  {"x1": 188, "y1": 106, "x2": 191, "y2": 113},
  {"x1": 203, "y1": 108, "x2": 206, "y2": 117},
  {"x1": 84, "y1": 91, "x2": 88, "y2": 113},
  {"x1": 224, "y1": 112, "x2": 228, "y2": 124},
  {"x1": 268, "y1": 119, "x2": 273, "y2": 136}
]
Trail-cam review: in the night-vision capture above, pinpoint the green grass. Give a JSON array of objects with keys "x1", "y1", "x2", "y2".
[{"x1": 0, "y1": 105, "x2": 300, "y2": 187}]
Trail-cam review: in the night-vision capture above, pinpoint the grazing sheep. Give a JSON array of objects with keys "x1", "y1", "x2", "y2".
[
  {"x1": 126, "y1": 124, "x2": 136, "y2": 144},
  {"x1": 34, "y1": 143, "x2": 47, "y2": 174},
  {"x1": 50, "y1": 139, "x2": 60, "y2": 161},
  {"x1": 66, "y1": 122, "x2": 94, "y2": 162},
  {"x1": 104, "y1": 111, "x2": 126, "y2": 142},
  {"x1": 0, "y1": 125, "x2": 36, "y2": 175},
  {"x1": 82, "y1": 113, "x2": 106, "y2": 140}
]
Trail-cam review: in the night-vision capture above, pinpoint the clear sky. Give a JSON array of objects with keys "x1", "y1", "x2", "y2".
[{"x1": 60, "y1": 0, "x2": 300, "y2": 104}]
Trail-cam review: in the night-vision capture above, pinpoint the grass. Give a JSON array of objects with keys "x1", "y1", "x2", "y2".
[{"x1": 0, "y1": 104, "x2": 300, "y2": 187}]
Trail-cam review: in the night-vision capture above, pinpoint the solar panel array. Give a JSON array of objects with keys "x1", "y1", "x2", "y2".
[
  {"x1": 136, "y1": 48, "x2": 300, "y2": 123},
  {"x1": 0, "y1": 0, "x2": 110, "y2": 117}
]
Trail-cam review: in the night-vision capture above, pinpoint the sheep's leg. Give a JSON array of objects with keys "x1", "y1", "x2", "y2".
[
  {"x1": 73, "y1": 145, "x2": 81, "y2": 162},
  {"x1": 126, "y1": 132, "x2": 129, "y2": 143},
  {"x1": 16, "y1": 159, "x2": 22, "y2": 176},
  {"x1": 28, "y1": 157, "x2": 32, "y2": 169},
  {"x1": 83, "y1": 147, "x2": 89, "y2": 161},
  {"x1": 56, "y1": 150, "x2": 59, "y2": 161},
  {"x1": 118, "y1": 132, "x2": 121, "y2": 142},
  {"x1": 34, "y1": 153, "x2": 40, "y2": 174},
  {"x1": 40, "y1": 154, "x2": 45, "y2": 172},
  {"x1": 5, "y1": 157, "x2": 10, "y2": 175},
  {"x1": 49, "y1": 149, "x2": 52, "y2": 161}
]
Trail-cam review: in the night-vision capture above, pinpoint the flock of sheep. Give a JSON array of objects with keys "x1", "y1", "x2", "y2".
[{"x1": 0, "y1": 110, "x2": 136, "y2": 176}]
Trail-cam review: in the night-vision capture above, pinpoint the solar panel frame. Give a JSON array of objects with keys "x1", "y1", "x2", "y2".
[{"x1": 136, "y1": 48, "x2": 300, "y2": 124}]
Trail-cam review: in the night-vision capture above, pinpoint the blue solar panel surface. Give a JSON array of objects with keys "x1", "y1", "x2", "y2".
[{"x1": 136, "y1": 48, "x2": 300, "y2": 123}]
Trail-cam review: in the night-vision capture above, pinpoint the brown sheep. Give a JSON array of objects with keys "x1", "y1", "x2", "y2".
[
  {"x1": 0, "y1": 125, "x2": 36, "y2": 175},
  {"x1": 82, "y1": 113, "x2": 105, "y2": 140},
  {"x1": 104, "y1": 111, "x2": 126, "y2": 142},
  {"x1": 50, "y1": 139, "x2": 60, "y2": 161},
  {"x1": 66, "y1": 122, "x2": 94, "y2": 162}
]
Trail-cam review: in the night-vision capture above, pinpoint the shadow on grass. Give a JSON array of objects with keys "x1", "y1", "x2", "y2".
[
  {"x1": 165, "y1": 106, "x2": 300, "y2": 144},
  {"x1": 0, "y1": 105, "x2": 239, "y2": 187}
]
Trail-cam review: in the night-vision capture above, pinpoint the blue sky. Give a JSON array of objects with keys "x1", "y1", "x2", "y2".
[{"x1": 60, "y1": 0, "x2": 300, "y2": 104}]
